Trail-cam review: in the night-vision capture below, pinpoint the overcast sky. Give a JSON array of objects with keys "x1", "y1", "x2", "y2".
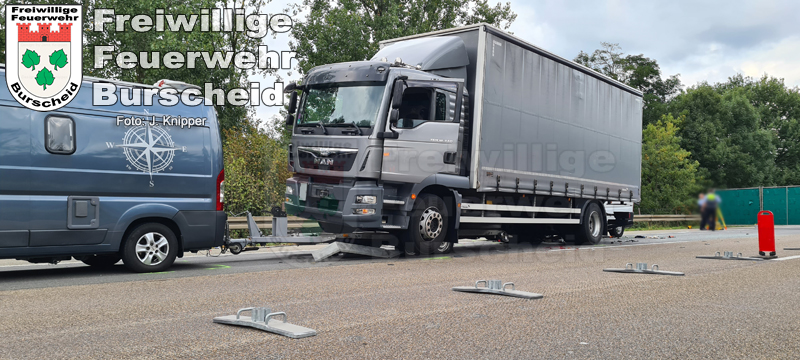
[{"x1": 255, "y1": 0, "x2": 800, "y2": 123}]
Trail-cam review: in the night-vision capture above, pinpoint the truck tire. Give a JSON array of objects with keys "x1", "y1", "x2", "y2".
[
  {"x1": 401, "y1": 194, "x2": 451, "y2": 255},
  {"x1": 575, "y1": 202, "x2": 604, "y2": 245},
  {"x1": 121, "y1": 223, "x2": 179, "y2": 273},
  {"x1": 608, "y1": 225, "x2": 624, "y2": 238},
  {"x1": 81, "y1": 254, "x2": 121, "y2": 268}
]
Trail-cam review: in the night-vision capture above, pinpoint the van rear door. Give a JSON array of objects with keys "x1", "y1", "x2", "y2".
[{"x1": 0, "y1": 102, "x2": 32, "y2": 248}]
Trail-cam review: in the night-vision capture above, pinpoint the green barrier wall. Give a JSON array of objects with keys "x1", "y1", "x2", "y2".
[
  {"x1": 716, "y1": 188, "x2": 759, "y2": 225},
  {"x1": 716, "y1": 186, "x2": 800, "y2": 225}
]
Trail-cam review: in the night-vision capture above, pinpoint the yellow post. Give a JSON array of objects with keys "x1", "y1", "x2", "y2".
[{"x1": 716, "y1": 208, "x2": 727, "y2": 230}]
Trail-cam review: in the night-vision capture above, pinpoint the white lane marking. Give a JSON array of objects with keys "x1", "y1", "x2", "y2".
[{"x1": 772, "y1": 255, "x2": 800, "y2": 261}]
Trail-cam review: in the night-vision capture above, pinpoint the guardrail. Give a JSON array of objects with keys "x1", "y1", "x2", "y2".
[
  {"x1": 633, "y1": 214, "x2": 700, "y2": 222},
  {"x1": 228, "y1": 214, "x2": 700, "y2": 230}
]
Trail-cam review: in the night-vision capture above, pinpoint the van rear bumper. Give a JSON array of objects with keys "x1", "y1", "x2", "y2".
[{"x1": 172, "y1": 210, "x2": 227, "y2": 250}]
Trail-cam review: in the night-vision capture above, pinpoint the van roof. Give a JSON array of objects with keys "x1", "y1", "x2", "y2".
[{"x1": 0, "y1": 63, "x2": 172, "y2": 90}]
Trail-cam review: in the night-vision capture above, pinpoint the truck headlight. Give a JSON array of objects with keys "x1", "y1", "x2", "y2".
[
  {"x1": 286, "y1": 185, "x2": 294, "y2": 195},
  {"x1": 353, "y1": 208, "x2": 376, "y2": 215},
  {"x1": 356, "y1": 195, "x2": 377, "y2": 204}
]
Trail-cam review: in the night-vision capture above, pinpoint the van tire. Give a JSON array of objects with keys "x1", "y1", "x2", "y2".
[
  {"x1": 81, "y1": 254, "x2": 121, "y2": 268},
  {"x1": 575, "y1": 202, "x2": 603, "y2": 245},
  {"x1": 401, "y1": 194, "x2": 451, "y2": 255},
  {"x1": 121, "y1": 223, "x2": 179, "y2": 273}
]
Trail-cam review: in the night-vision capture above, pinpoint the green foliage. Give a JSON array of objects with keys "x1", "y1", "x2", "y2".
[
  {"x1": 22, "y1": 49, "x2": 41, "y2": 70},
  {"x1": 289, "y1": 0, "x2": 517, "y2": 73},
  {"x1": 669, "y1": 83, "x2": 776, "y2": 188},
  {"x1": 83, "y1": 0, "x2": 270, "y2": 134},
  {"x1": 712, "y1": 75, "x2": 800, "y2": 185},
  {"x1": 574, "y1": 43, "x2": 682, "y2": 127},
  {"x1": 49, "y1": 49, "x2": 68, "y2": 70},
  {"x1": 35, "y1": 68, "x2": 55, "y2": 89},
  {"x1": 223, "y1": 120, "x2": 292, "y2": 216},
  {"x1": 639, "y1": 114, "x2": 701, "y2": 214}
]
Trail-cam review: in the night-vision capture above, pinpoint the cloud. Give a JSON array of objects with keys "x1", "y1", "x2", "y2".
[
  {"x1": 251, "y1": 0, "x2": 800, "y2": 123},
  {"x1": 506, "y1": 0, "x2": 800, "y2": 88}
]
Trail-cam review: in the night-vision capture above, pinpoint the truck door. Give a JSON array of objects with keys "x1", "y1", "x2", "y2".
[{"x1": 381, "y1": 80, "x2": 462, "y2": 183}]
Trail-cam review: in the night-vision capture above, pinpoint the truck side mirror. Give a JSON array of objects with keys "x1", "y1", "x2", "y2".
[
  {"x1": 287, "y1": 91, "x2": 298, "y2": 114},
  {"x1": 391, "y1": 80, "x2": 404, "y2": 109},
  {"x1": 389, "y1": 109, "x2": 399, "y2": 125},
  {"x1": 284, "y1": 114, "x2": 295, "y2": 128}
]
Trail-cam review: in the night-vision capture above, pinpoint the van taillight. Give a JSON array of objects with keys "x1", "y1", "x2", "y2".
[{"x1": 216, "y1": 169, "x2": 225, "y2": 211}]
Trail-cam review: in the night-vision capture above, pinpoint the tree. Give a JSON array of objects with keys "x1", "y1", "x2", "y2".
[
  {"x1": 714, "y1": 75, "x2": 800, "y2": 185},
  {"x1": 668, "y1": 84, "x2": 775, "y2": 189},
  {"x1": 223, "y1": 119, "x2": 292, "y2": 215},
  {"x1": 639, "y1": 114, "x2": 700, "y2": 214},
  {"x1": 288, "y1": 0, "x2": 517, "y2": 73},
  {"x1": 574, "y1": 43, "x2": 682, "y2": 127},
  {"x1": 85, "y1": 0, "x2": 270, "y2": 133}
]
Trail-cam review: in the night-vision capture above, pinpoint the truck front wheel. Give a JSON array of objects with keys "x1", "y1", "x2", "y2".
[
  {"x1": 401, "y1": 194, "x2": 451, "y2": 255},
  {"x1": 575, "y1": 202, "x2": 604, "y2": 245}
]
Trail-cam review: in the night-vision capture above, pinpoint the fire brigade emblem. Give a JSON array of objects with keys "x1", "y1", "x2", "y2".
[{"x1": 6, "y1": 5, "x2": 83, "y2": 111}]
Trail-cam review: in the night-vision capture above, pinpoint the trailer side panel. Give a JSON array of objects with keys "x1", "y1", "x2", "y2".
[{"x1": 476, "y1": 30, "x2": 643, "y2": 201}]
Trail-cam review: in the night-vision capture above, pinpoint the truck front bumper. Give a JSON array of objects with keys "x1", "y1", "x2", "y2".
[{"x1": 285, "y1": 177, "x2": 384, "y2": 230}]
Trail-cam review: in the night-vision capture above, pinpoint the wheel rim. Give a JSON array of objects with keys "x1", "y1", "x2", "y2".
[
  {"x1": 135, "y1": 232, "x2": 169, "y2": 266},
  {"x1": 588, "y1": 211, "x2": 601, "y2": 238},
  {"x1": 419, "y1": 206, "x2": 443, "y2": 241},
  {"x1": 437, "y1": 241, "x2": 451, "y2": 252}
]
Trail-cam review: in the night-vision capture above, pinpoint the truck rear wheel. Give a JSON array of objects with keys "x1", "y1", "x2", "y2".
[
  {"x1": 401, "y1": 194, "x2": 451, "y2": 255},
  {"x1": 575, "y1": 203, "x2": 604, "y2": 245},
  {"x1": 609, "y1": 225, "x2": 624, "y2": 238},
  {"x1": 121, "y1": 223, "x2": 179, "y2": 273}
]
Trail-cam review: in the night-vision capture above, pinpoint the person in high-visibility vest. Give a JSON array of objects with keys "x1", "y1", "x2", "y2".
[
  {"x1": 697, "y1": 193, "x2": 707, "y2": 230},
  {"x1": 703, "y1": 190, "x2": 722, "y2": 231}
]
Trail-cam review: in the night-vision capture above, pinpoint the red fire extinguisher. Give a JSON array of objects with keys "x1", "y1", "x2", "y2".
[{"x1": 758, "y1": 211, "x2": 776, "y2": 257}]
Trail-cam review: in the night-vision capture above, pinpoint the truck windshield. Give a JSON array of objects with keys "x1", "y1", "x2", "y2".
[{"x1": 297, "y1": 85, "x2": 384, "y2": 128}]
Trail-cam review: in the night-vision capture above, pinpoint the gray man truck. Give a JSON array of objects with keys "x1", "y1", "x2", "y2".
[{"x1": 284, "y1": 24, "x2": 641, "y2": 255}]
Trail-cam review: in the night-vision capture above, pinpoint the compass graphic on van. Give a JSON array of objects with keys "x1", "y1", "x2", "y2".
[{"x1": 107, "y1": 125, "x2": 182, "y2": 186}]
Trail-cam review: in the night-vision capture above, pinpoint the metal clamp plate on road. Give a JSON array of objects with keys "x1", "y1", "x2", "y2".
[
  {"x1": 603, "y1": 263, "x2": 684, "y2": 276},
  {"x1": 213, "y1": 307, "x2": 317, "y2": 339},
  {"x1": 696, "y1": 251, "x2": 764, "y2": 261},
  {"x1": 312, "y1": 242, "x2": 402, "y2": 261},
  {"x1": 452, "y1": 280, "x2": 543, "y2": 299}
]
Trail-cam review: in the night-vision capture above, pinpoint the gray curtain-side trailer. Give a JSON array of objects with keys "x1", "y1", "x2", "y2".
[{"x1": 379, "y1": 24, "x2": 643, "y2": 202}]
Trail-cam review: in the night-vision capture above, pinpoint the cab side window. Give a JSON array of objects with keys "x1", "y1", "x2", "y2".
[
  {"x1": 45, "y1": 116, "x2": 75, "y2": 155},
  {"x1": 397, "y1": 88, "x2": 431, "y2": 128},
  {"x1": 434, "y1": 90, "x2": 456, "y2": 122},
  {"x1": 397, "y1": 88, "x2": 456, "y2": 128}
]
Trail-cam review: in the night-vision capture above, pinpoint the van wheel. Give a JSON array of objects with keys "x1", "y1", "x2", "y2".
[
  {"x1": 121, "y1": 223, "x2": 178, "y2": 273},
  {"x1": 609, "y1": 225, "x2": 624, "y2": 238},
  {"x1": 575, "y1": 203, "x2": 603, "y2": 245},
  {"x1": 401, "y1": 194, "x2": 451, "y2": 255},
  {"x1": 81, "y1": 254, "x2": 121, "y2": 268}
]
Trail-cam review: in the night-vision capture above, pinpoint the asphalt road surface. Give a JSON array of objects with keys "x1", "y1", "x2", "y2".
[{"x1": 2, "y1": 226, "x2": 800, "y2": 359}]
